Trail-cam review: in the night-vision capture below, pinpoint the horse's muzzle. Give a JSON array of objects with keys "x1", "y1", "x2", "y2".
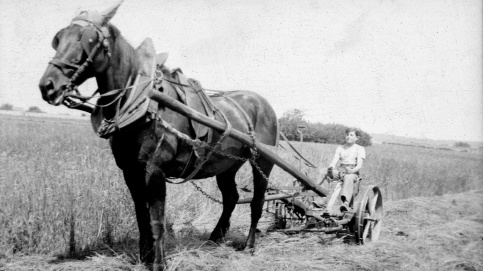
[{"x1": 39, "y1": 77, "x2": 67, "y2": 106}]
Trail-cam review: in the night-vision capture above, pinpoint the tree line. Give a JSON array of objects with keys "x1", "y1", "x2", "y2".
[
  {"x1": 0, "y1": 103, "x2": 44, "y2": 113},
  {"x1": 279, "y1": 109, "x2": 372, "y2": 146},
  {"x1": 1, "y1": 103, "x2": 371, "y2": 145}
]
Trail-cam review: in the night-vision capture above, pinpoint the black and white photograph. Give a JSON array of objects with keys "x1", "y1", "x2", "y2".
[{"x1": 0, "y1": 0, "x2": 481, "y2": 270}]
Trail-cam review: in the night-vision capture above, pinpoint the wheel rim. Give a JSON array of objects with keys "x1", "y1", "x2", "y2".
[
  {"x1": 275, "y1": 202, "x2": 286, "y2": 229},
  {"x1": 354, "y1": 186, "x2": 383, "y2": 244}
]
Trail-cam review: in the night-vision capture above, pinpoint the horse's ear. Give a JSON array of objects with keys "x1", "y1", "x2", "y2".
[
  {"x1": 99, "y1": 0, "x2": 124, "y2": 25},
  {"x1": 72, "y1": 9, "x2": 84, "y2": 19}
]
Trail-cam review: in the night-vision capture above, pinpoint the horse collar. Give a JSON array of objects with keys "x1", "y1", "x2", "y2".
[{"x1": 94, "y1": 72, "x2": 157, "y2": 138}]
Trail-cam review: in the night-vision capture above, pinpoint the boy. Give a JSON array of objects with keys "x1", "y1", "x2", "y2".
[{"x1": 326, "y1": 128, "x2": 366, "y2": 213}]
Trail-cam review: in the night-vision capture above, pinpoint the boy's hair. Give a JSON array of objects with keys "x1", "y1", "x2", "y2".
[{"x1": 345, "y1": 127, "x2": 361, "y2": 137}]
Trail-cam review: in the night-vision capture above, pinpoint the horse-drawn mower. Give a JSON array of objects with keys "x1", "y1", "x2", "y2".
[
  {"x1": 262, "y1": 183, "x2": 383, "y2": 244},
  {"x1": 148, "y1": 88, "x2": 384, "y2": 244}
]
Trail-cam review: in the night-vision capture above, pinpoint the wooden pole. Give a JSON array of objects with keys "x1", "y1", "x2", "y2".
[
  {"x1": 237, "y1": 193, "x2": 295, "y2": 204},
  {"x1": 148, "y1": 89, "x2": 328, "y2": 197}
]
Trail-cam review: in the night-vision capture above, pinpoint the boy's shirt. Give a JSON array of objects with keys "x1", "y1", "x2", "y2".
[{"x1": 334, "y1": 144, "x2": 366, "y2": 165}]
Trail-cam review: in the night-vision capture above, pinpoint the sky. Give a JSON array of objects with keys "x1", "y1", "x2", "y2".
[{"x1": 0, "y1": 0, "x2": 481, "y2": 141}]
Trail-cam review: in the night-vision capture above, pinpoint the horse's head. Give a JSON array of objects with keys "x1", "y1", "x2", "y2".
[{"x1": 39, "y1": 1, "x2": 122, "y2": 105}]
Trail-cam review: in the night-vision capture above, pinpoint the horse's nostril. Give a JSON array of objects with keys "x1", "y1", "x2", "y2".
[
  {"x1": 46, "y1": 80, "x2": 54, "y2": 91},
  {"x1": 40, "y1": 79, "x2": 54, "y2": 93}
]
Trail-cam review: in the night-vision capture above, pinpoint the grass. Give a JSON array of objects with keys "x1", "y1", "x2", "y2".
[
  {"x1": 0, "y1": 114, "x2": 482, "y2": 265},
  {"x1": 2, "y1": 191, "x2": 482, "y2": 270}
]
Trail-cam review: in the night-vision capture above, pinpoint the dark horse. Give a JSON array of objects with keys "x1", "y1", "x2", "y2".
[{"x1": 38, "y1": 2, "x2": 277, "y2": 270}]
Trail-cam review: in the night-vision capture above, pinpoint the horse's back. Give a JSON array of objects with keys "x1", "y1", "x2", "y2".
[{"x1": 212, "y1": 90, "x2": 278, "y2": 146}]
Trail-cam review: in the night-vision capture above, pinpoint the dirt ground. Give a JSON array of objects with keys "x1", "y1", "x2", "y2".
[{"x1": 1, "y1": 190, "x2": 482, "y2": 271}]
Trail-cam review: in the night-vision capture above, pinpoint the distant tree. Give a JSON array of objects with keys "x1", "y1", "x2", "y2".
[
  {"x1": 278, "y1": 109, "x2": 372, "y2": 146},
  {"x1": 307, "y1": 122, "x2": 372, "y2": 146},
  {"x1": 357, "y1": 130, "x2": 373, "y2": 147},
  {"x1": 279, "y1": 109, "x2": 307, "y2": 141},
  {"x1": 0, "y1": 103, "x2": 13, "y2": 111},
  {"x1": 26, "y1": 106, "x2": 45, "y2": 113},
  {"x1": 454, "y1": 141, "x2": 470, "y2": 148}
]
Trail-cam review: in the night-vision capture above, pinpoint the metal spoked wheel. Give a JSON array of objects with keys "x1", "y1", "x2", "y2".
[
  {"x1": 274, "y1": 201, "x2": 287, "y2": 229},
  {"x1": 267, "y1": 201, "x2": 287, "y2": 231},
  {"x1": 354, "y1": 185, "x2": 383, "y2": 244}
]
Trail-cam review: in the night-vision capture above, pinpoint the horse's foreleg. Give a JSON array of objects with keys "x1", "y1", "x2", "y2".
[
  {"x1": 246, "y1": 158, "x2": 274, "y2": 250},
  {"x1": 123, "y1": 167, "x2": 154, "y2": 264},
  {"x1": 209, "y1": 169, "x2": 240, "y2": 242},
  {"x1": 145, "y1": 164, "x2": 167, "y2": 271}
]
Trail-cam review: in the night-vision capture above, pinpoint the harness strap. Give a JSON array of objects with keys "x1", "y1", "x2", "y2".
[
  {"x1": 188, "y1": 78, "x2": 216, "y2": 142},
  {"x1": 50, "y1": 39, "x2": 103, "y2": 88},
  {"x1": 49, "y1": 58, "x2": 81, "y2": 71},
  {"x1": 179, "y1": 109, "x2": 233, "y2": 183},
  {"x1": 223, "y1": 94, "x2": 254, "y2": 133},
  {"x1": 70, "y1": 41, "x2": 103, "y2": 84},
  {"x1": 189, "y1": 78, "x2": 216, "y2": 113},
  {"x1": 279, "y1": 131, "x2": 317, "y2": 168},
  {"x1": 166, "y1": 104, "x2": 234, "y2": 184}
]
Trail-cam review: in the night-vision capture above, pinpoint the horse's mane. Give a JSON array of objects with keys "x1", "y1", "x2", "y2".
[{"x1": 108, "y1": 24, "x2": 140, "y2": 88}]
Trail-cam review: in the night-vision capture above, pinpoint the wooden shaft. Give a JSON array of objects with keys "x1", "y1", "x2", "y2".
[
  {"x1": 237, "y1": 193, "x2": 295, "y2": 204},
  {"x1": 148, "y1": 89, "x2": 328, "y2": 197}
]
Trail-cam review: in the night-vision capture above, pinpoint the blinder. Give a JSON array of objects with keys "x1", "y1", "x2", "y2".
[
  {"x1": 49, "y1": 58, "x2": 80, "y2": 78},
  {"x1": 49, "y1": 22, "x2": 110, "y2": 89},
  {"x1": 80, "y1": 27, "x2": 100, "y2": 55}
]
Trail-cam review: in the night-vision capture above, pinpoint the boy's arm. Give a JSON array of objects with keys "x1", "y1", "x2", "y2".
[
  {"x1": 328, "y1": 147, "x2": 341, "y2": 168},
  {"x1": 348, "y1": 157, "x2": 364, "y2": 173},
  {"x1": 328, "y1": 156, "x2": 339, "y2": 169},
  {"x1": 321, "y1": 148, "x2": 340, "y2": 177}
]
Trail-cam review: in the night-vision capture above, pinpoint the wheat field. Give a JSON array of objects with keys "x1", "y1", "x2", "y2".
[{"x1": 0, "y1": 115, "x2": 482, "y2": 266}]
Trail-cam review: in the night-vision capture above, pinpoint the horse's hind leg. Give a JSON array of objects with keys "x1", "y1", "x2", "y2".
[
  {"x1": 209, "y1": 168, "x2": 241, "y2": 242},
  {"x1": 245, "y1": 156, "x2": 274, "y2": 250}
]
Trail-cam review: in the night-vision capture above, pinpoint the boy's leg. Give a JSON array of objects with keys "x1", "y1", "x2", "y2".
[
  {"x1": 325, "y1": 181, "x2": 342, "y2": 215},
  {"x1": 340, "y1": 174, "x2": 357, "y2": 210},
  {"x1": 322, "y1": 168, "x2": 341, "y2": 214}
]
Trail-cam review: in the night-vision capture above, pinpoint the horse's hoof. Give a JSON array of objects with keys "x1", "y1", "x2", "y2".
[{"x1": 152, "y1": 263, "x2": 164, "y2": 271}]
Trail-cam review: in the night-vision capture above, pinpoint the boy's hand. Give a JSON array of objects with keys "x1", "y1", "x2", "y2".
[{"x1": 326, "y1": 167, "x2": 333, "y2": 179}]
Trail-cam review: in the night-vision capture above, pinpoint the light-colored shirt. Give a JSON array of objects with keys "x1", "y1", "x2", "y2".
[{"x1": 334, "y1": 144, "x2": 366, "y2": 165}]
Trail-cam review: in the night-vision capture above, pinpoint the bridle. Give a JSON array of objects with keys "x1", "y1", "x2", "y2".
[
  {"x1": 47, "y1": 19, "x2": 229, "y2": 113},
  {"x1": 48, "y1": 19, "x2": 118, "y2": 107}
]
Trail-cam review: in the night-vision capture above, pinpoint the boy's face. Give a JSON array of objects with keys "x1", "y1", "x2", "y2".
[{"x1": 346, "y1": 131, "x2": 359, "y2": 144}]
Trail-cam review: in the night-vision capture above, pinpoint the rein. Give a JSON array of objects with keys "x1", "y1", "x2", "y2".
[
  {"x1": 60, "y1": 56, "x2": 227, "y2": 112},
  {"x1": 62, "y1": 79, "x2": 153, "y2": 109},
  {"x1": 61, "y1": 66, "x2": 207, "y2": 111},
  {"x1": 156, "y1": 76, "x2": 228, "y2": 95},
  {"x1": 49, "y1": 40, "x2": 103, "y2": 87}
]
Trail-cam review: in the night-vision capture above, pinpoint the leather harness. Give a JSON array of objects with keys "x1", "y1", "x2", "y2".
[{"x1": 48, "y1": 16, "x2": 255, "y2": 181}]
